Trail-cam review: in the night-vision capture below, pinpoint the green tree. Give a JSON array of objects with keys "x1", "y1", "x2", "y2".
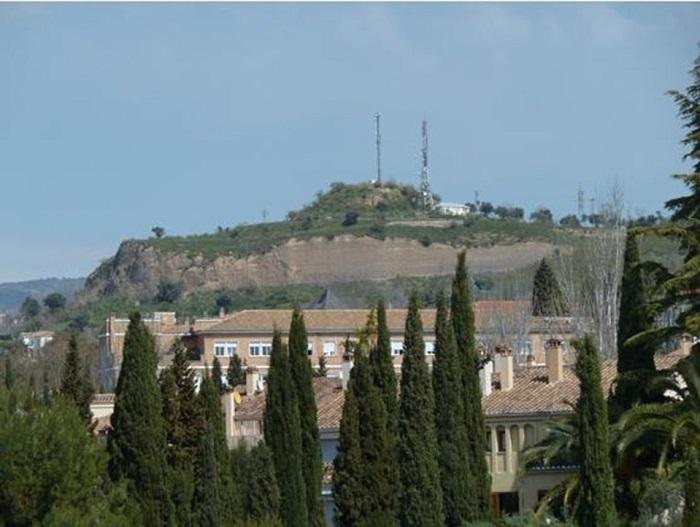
[
  {"x1": 370, "y1": 299, "x2": 398, "y2": 432},
  {"x1": 611, "y1": 233, "x2": 657, "y2": 416},
  {"x1": 212, "y1": 356, "x2": 225, "y2": 395},
  {"x1": 314, "y1": 354, "x2": 328, "y2": 377},
  {"x1": 246, "y1": 443, "x2": 282, "y2": 522},
  {"x1": 59, "y1": 335, "x2": 92, "y2": 424},
  {"x1": 288, "y1": 307, "x2": 324, "y2": 526},
  {"x1": 333, "y1": 362, "x2": 363, "y2": 527},
  {"x1": 4, "y1": 354, "x2": 14, "y2": 389},
  {"x1": 20, "y1": 296, "x2": 41, "y2": 319},
  {"x1": 0, "y1": 391, "x2": 139, "y2": 526},
  {"x1": 575, "y1": 336, "x2": 616, "y2": 527},
  {"x1": 156, "y1": 280, "x2": 181, "y2": 303},
  {"x1": 195, "y1": 373, "x2": 240, "y2": 526},
  {"x1": 264, "y1": 330, "x2": 308, "y2": 527},
  {"x1": 107, "y1": 312, "x2": 174, "y2": 526},
  {"x1": 451, "y1": 251, "x2": 491, "y2": 519},
  {"x1": 227, "y1": 354, "x2": 245, "y2": 388},
  {"x1": 532, "y1": 258, "x2": 568, "y2": 316},
  {"x1": 432, "y1": 291, "x2": 470, "y2": 526},
  {"x1": 398, "y1": 293, "x2": 444, "y2": 526},
  {"x1": 44, "y1": 292, "x2": 67, "y2": 312}
]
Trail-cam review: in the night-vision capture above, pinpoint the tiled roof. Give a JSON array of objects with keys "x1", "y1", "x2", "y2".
[
  {"x1": 91, "y1": 393, "x2": 115, "y2": 404},
  {"x1": 483, "y1": 350, "x2": 688, "y2": 417},
  {"x1": 235, "y1": 377, "x2": 345, "y2": 433},
  {"x1": 234, "y1": 351, "x2": 689, "y2": 430},
  {"x1": 198, "y1": 303, "x2": 562, "y2": 336}
]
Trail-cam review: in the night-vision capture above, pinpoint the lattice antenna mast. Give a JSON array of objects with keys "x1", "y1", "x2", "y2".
[
  {"x1": 419, "y1": 119, "x2": 433, "y2": 209},
  {"x1": 375, "y1": 113, "x2": 382, "y2": 185},
  {"x1": 577, "y1": 186, "x2": 585, "y2": 219}
]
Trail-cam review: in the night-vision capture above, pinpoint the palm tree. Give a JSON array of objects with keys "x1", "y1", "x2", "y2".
[{"x1": 620, "y1": 355, "x2": 700, "y2": 526}]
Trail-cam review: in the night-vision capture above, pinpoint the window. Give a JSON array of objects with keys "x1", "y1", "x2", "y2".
[
  {"x1": 214, "y1": 341, "x2": 237, "y2": 357},
  {"x1": 307, "y1": 342, "x2": 314, "y2": 356},
  {"x1": 249, "y1": 342, "x2": 272, "y2": 357},
  {"x1": 323, "y1": 341, "x2": 336, "y2": 357},
  {"x1": 391, "y1": 341, "x2": 404, "y2": 356},
  {"x1": 497, "y1": 427, "x2": 506, "y2": 453},
  {"x1": 485, "y1": 428, "x2": 492, "y2": 452},
  {"x1": 425, "y1": 341, "x2": 435, "y2": 355}
]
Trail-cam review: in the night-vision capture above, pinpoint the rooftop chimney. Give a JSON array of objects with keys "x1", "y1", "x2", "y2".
[
  {"x1": 246, "y1": 366, "x2": 261, "y2": 395},
  {"x1": 479, "y1": 359, "x2": 493, "y2": 397},
  {"x1": 545, "y1": 338, "x2": 564, "y2": 384},
  {"x1": 493, "y1": 346, "x2": 514, "y2": 391}
]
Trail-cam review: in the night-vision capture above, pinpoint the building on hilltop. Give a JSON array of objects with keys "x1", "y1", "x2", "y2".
[
  {"x1": 19, "y1": 330, "x2": 54, "y2": 351},
  {"x1": 99, "y1": 304, "x2": 577, "y2": 390}
]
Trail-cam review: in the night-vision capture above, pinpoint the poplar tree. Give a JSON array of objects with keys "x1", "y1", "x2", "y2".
[
  {"x1": 212, "y1": 356, "x2": 225, "y2": 395},
  {"x1": 264, "y1": 330, "x2": 308, "y2": 527},
  {"x1": 289, "y1": 307, "x2": 324, "y2": 526},
  {"x1": 532, "y1": 258, "x2": 568, "y2": 316},
  {"x1": 451, "y1": 251, "x2": 491, "y2": 519},
  {"x1": 245, "y1": 443, "x2": 281, "y2": 522},
  {"x1": 370, "y1": 299, "x2": 398, "y2": 430},
  {"x1": 575, "y1": 335, "x2": 617, "y2": 527},
  {"x1": 195, "y1": 374, "x2": 241, "y2": 526},
  {"x1": 107, "y1": 312, "x2": 174, "y2": 526},
  {"x1": 398, "y1": 293, "x2": 444, "y2": 526},
  {"x1": 226, "y1": 354, "x2": 245, "y2": 389},
  {"x1": 432, "y1": 291, "x2": 470, "y2": 526},
  {"x1": 613, "y1": 233, "x2": 657, "y2": 413}
]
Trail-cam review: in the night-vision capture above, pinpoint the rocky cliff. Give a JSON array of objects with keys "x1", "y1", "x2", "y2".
[{"x1": 82, "y1": 235, "x2": 559, "y2": 301}]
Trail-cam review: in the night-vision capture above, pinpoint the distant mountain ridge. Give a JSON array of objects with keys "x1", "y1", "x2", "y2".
[{"x1": 0, "y1": 277, "x2": 85, "y2": 313}]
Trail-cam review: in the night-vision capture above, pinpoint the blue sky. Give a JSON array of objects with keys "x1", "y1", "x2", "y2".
[{"x1": 1, "y1": 3, "x2": 699, "y2": 282}]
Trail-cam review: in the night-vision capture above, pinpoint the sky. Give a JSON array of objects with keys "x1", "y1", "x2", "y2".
[{"x1": 1, "y1": 3, "x2": 699, "y2": 283}]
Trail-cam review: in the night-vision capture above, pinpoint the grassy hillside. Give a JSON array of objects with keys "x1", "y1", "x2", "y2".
[{"x1": 135, "y1": 182, "x2": 571, "y2": 260}]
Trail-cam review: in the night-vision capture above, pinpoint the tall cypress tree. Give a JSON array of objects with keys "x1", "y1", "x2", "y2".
[
  {"x1": 532, "y1": 258, "x2": 568, "y2": 316},
  {"x1": 398, "y1": 293, "x2": 444, "y2": 526},
  {"x1": 107, "y1": 312, "x2": 174, "y2": 526},
  {"x1": 288, "y1": 307, "x2": 324, "y2": 526},
  {"x1": 60, "y1": 334, "x2": 91, "y2": 422},
  {"x1": 433, "y1": 291, "x2": 470, "y2": 526},
  {"x1": 613, "y1": 233, "x2": 657, "y2": 413},
  {"x1": 451, "y1": 251, "x2": 491, "y2": 520},
  {"x1": 195, "y1": 374, "x2": 240, "y2": 526},
  {"x1": 575, "y1": 335, "x2": 617, "y2": 527},
  {"x1": 245, "y1": 443, "x2": 282, "y2": 522},
  {"x1": 370, "y1": 300, "x2": 398, "y2": 432},
  {"x1": 226, "y1": 354, "x2": 245, "y2": 389},
  {"x1": 211, "y1": 356, "x2": 225, "y2": 395},
  {"x1": 333, "y1": 364, "x2": 363, "y2": 527},
  {"x1": 264, "y1": 329, "x2": 308, "y2": 527}
]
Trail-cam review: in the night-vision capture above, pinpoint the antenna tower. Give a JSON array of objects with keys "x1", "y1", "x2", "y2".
[
  {"x1": 577, "y1": 186, "x2": 585, "y2": 219},
  {"x1": 419, "y1": 119, "x2": 433, "y2": 209},
  {"x1": 375, "y1": 113, "x2": 382, "y2": 185}
]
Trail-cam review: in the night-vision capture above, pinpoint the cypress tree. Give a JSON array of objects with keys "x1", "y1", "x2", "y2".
[
  {"x1": 288, "y1": 307, "x2": 324, "y2": 526},
  {"x1": 42, "y1": 371, "x2": 51, "y2": 406},
  {"x1": 212, "y1": 356, "x2": 225, "y2": 395},
  {"x1": 432, "y1": 291, "x2": 470, "y2": 526},
  {"x1": 59, "y1": 335, "x2": 83, "y2": 413},
  {"x1": 246, "y1": 443, "x2": 282, "y2": 522},
  {"x1": 80, "y1": 360, "x2": 94, "y2": 424},
  {"x1": 107, "y1": 312, "x2": 174, "y2": 526},
  {"x1": 574, "y1": 335, "x2": 616, "y2": 527},
  {"x1": 398, "y1": 293, "x2": 444, "y2": 526},
  {"x1": 451, "y1": 251, "x2": 491, "y2": 520},
  {"x1": 370, "y1": 299, "x2": 398, "y2": 431},
  {"x1": 613, "y1": 233, "x2": 657, "y2": 412},
  {"x1": 195, "y1": 373, "x2": 240, "y2": 526},
  {"x1": 264, "y1": 329, "x2": 308, "y2": 527},
  {"x1": 226, "y1": 354, "x2": 245, "y2": 389},
  {"x1": 333, "y1": 367, "x2": 363, "y2": 527},
  {"x1": 532, "y1": 258, "x2": 568, "y2": 316},
  {"x1": 3, "y1": 355, "x2": 14, "y2": 390}
]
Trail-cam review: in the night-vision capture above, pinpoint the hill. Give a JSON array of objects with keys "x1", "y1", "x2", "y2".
[
  {"x1": 0, "y1": 277, "x2": 85, "y2": 313},
  {"x1": 81, "y1": 182, "x2": 573, "y2": 302}
]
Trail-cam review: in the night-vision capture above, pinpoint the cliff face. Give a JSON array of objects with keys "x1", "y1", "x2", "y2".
[{"x1": 82, "y1": 235, "x2": 559, "y2": 300}]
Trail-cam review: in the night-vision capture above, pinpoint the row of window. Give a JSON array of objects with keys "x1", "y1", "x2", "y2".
[{"x1": 213, "y1": 340, "x2": 436, "y2": 358}]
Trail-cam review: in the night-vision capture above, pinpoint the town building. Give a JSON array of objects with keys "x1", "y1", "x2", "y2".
[
  {"x1": 99, "y1": 304, "x2": 576, "y2": 390},
  {"x1": 19, "y1": 330, "x2": 54, "y2": 351}
]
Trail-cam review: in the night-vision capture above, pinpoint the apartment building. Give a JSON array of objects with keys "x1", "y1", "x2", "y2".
[{"x1": 99, "y1": 303, "x2": 577, "y2": 389}]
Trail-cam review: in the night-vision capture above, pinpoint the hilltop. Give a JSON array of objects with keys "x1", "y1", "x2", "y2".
[
  {"x1": 80, "y1": 181, "x2": 572, "y2": 304},
  {"x1": 0, "y1": 277, "x2": 85, "y2": 313}
]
